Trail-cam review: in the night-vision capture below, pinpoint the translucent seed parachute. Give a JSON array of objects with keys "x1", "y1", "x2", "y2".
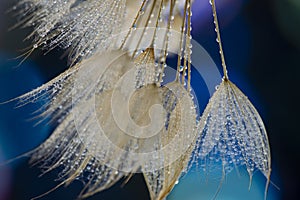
[
  {"x1": 193, "y1": 79, "x2": 271, "y2": 180},
  {"x1": 191, "y1": 0, "x2": 271, "y2": 198}
]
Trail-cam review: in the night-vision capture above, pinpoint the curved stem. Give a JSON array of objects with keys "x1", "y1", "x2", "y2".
[{"x1": 211, "y1": 0, "x2": 229, "y2": 80}]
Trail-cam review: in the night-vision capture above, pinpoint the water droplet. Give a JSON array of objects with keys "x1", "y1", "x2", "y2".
[
  {"x1": 139, "y1": 9, "x2": 145, "y2": 15},
  {"x1": 179, "y1": 65, "x2": 184, "y2": 72}
]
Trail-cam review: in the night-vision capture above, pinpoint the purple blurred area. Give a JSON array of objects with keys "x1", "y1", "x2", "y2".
[
  {"x1": 0, "y1": 151, "x2": 12, "y2": 200},
  {"x1": 0, "y1": 0, "x2": 299, "y2": 199}
]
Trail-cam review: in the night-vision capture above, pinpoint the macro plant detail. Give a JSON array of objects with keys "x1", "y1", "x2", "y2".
[
  {"x1": 2, "y1": 0, "x2": 272, "y2": 199},
  {"x1": 192, "y1": 1, "x2": 271, "y2": 197},
  {"x1": 13, "y1": 0, "x2": 127, "y2": 63}
]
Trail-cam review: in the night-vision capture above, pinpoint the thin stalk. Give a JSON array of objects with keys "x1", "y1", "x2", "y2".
[
  {"x1": 131, "y1": 0, "x2": 158, "y2": 58},
  {"x1": 187, "y1": 0, "x2": 192, "y2": 92},
  {"x1": 158, "y1": 0, "x2": 176, "y2": 85},
  {"x1": 120, "y1": 0, "x2": 148, "y2": 49},
  {"x1": 150, "y1": 0, "x2": 164, "y2": 46},
  {"x1": 211, "y1": 0, "x2": 229, "y2": 80},
  {"x1": 176, "y1": 0, "x2": 188, "y2": 82}
]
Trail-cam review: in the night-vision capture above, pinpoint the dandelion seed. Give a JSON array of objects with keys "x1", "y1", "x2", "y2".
[
  {"x1": 192, "y1": 0, "x2": 271, "y2": 198},
  {"x1": 142, "y1": 79, "x2": 197, "y2": 200}
]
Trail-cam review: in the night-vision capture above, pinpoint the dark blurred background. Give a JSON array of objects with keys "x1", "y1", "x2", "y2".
[{"x1": 0, "y1": 0, "x2": 299, "y2": 199}]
